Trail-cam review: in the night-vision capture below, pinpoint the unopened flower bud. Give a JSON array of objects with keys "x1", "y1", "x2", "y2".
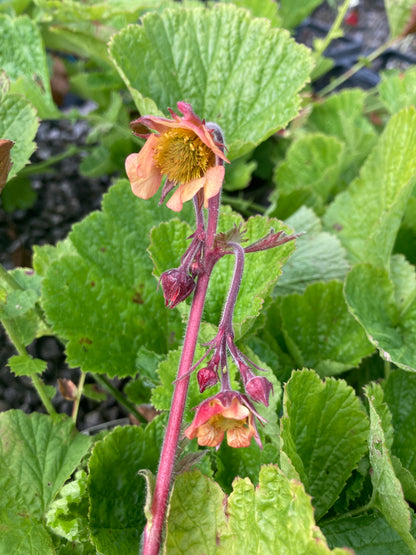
[
  {"x1": 245, "y1": 376, "x2": 273, "y2": 407},
  {"x1": 197, "y1": 364, "x2": 218, "y2": 393},
  {"x1": 160, "y1": 268, "x2": 195, "y2": 309}
]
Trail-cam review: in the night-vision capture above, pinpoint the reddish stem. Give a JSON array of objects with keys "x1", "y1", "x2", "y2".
[{"x1": 142, "y1": 194, "x2": 221, "y2": 555}]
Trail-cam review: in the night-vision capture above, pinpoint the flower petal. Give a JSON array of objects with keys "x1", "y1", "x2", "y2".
[
  {"x1": 196, "y1": 422, "x2": 225, "y2": 447},
  {"x1": 227, "y1": 426, "x2": 253, "y2": 448},
  {"x1": 203, "y1": 165, "x2": 225, "y2": 206},
  {"x1": 125, "y1": 135, "x2": 163, "y2": 199}
]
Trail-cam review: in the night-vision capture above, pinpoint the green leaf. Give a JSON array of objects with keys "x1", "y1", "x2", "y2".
[
  {"x1": 0, "y1": 15, "x2": 57, "y2": 118},
  {"x1": 223, "y1": 155, "x2": 257, "y2": 192},
  {"x1": 271, "y1": 133, "x2": 345, "y2": 219},
  {"x1": 344, "y1": 261, "x2": 416, "y2": 372},
  {"x1": 0, "y1": 410, "x2": 91, "y2": 555},
  {"x1": 46, "y1": 470, "x2": 90, "y2": 544},
  {"x1": 7, "y1": 354, "x2": 47, "y2": 376},
  {"x1": 88, "y1": 422, "x2": 163, "y2": 555},
  {"x1": 41, "y1": 180, "x2": 184, "y2": 377},
  {"x1": 384, "y1": 369, "x2": 416, "y2": 480},
  {"x1": 220, "y1": 465, "x2": 350, "y2": 554},
  {"x1": 164, "y1": 470, "x2": 229, "y2": 555},
  {"x1": 109, "y1": 4, "x2": 314, "y2": 159},
  {"x1": 385, "y1": 0, "x2": 415, "y2": 37},
  {"x1": 306, "y1": 88, "x2": 377, "y2": 182},
  {"x1": 278, "y1": 0, "x2": 322, "y2": 29},
  {"x1": 279, "y1": 281, "x2": 374, "y2": 376},
  {"x1": 1, "y1": 176, "x2": 37, "y2": 211},
  {"x1": 379, "y1": 67, "x2": 416, "y2": 114},
  {"x1": 0, "y1": 93, "x2": 38, "y2": 180},
  {"x1": 221, "y1": 0, "x2": 281, "y2": 27},
  {"x1": 365, "y1": 385, "x2": 416, "y2": 553},
  {"x1": 275, "y1": 207, "x2": 350, "y2": 295},
  {"x1": 322, "y1": 512, "x2": 415, "y2": 555},
  {"x1": 0, "y1": 268, "x2": 45, "y2": 346},
  {"x1": 280, "y1": 369, "x2": 369, "y2": 520},
  {"x1": 324, "y1": 107, "x2": 416, "y2": 269}
]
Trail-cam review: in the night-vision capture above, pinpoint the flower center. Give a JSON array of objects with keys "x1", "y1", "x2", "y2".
[
  {"x1": 209, "y1": 414, "x2": 247, "y2": 432},
  {"x1": 153, "y1": 128, "x2": 215, "y2": 184}
]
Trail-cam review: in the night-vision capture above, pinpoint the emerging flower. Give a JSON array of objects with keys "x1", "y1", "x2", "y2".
[
  {"x1": 197, "y1": 362, "x2": 219, "y2": 393},
  {"x1": 159, "y1": 267, "x2": 195, "y2": 309},
  {"x1": 184, "y1": 391, "x2": 264, "y2": 449},
  {"x1": 125, "y1": 101, "x2": 229, "y2": 211}
]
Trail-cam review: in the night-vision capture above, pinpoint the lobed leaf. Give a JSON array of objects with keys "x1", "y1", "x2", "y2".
[
  {"x1": 280, "y1": 369, "x2": 369, "y2": 520},
  {"x1": 0, "y1": 410, "x2": 91, "y2": 555},
  {"x1": 109, "y1": 4, "x2": 314, "y2": 159},
  {"x1": 379, "y1": 67, "x2": 416, "y2": 114},
  {"x1": 40, "y1": 180, "x2": 184, "y2": 377}
]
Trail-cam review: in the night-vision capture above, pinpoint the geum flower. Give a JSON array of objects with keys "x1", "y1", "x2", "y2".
[
  {"x1": 125, "y1": 101, "x2": 229, "y2": 211},
  {"x1": 184, "y1": 391, "x2": 265, "y2": 450}
]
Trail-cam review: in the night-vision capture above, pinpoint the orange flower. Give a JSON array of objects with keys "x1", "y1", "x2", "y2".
[
  {"x1": 184, "y1": 391, "x2": 263, "y2": 449},
  {"x1": 125, "y1": 102, "x2": 229, "y2": 211}
]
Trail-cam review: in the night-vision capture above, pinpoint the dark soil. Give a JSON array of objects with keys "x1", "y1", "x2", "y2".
[{"x1": 1, "y1": 1, "x2": 415, "y2": 428}]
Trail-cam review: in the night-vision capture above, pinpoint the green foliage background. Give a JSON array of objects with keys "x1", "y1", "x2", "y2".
[{"x1": 1, "y1": 0, "x2": 416, "y2": 553}]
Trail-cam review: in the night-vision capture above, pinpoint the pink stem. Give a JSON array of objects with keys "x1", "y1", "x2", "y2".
[{"x1": 142, "y1": 193, "x2": 221, "y2": 555}]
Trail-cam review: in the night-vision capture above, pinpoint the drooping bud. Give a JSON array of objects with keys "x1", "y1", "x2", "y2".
[
  {"x1": 159, "y1": 268, "x2": 195, "y2": 309},
  {"x1": 244, "y1": 376, "x2": 273, "y2": 407},
  {"x1": 197, "y1": 363, "x2": 218, "y2": 393}
]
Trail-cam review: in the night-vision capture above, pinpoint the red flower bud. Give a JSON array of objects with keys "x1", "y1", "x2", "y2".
[
  {"x1": 160, "y1": 268, "x2": 195, "y2": 309},
  {"x1": 197, "y1": 365, "x2": 218, "y2": 393},
  {"x1": 245, "y1": 376, "x2": 273, "y2": 407}
]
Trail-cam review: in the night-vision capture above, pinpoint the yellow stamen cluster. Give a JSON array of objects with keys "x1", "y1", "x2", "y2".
[{"x1": 153, "y1": 128, "x2": 215, "y2": 184}]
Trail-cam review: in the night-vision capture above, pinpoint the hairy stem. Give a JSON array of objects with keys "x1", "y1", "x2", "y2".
[
  {"x1": 314, "y1": 0, "x2": 351, "y2": 60},
  {"x1": 143, "y1": 195, "x2": 221, "y2": 554},
  {"x1": 218, "y1": 242, "x2": 245, "y2": 331}
]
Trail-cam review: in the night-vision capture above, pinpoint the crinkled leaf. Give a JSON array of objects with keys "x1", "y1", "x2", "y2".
[
  {"x1": 385, "y1": 0, "x2": 415, "y2": 37},
  {"x1": 109, "y1": 4, "x2": 314, "y2": 159},
  {"x1": 88, "y1": 420, "x2": 163, "y2": 555},
  {"x1": 306, "y1": 89, "x2": 377, "y2": 182},
  {"x1": 275, "y1": 207, "x2": 350, "y2": 295},
  {"x1": 322, "y1": 512, "x2": 415, "y2": 555},
  {"x1": 324, "y1": 107, "x2": 416, "y2": 269},
  {"x1": 345, "y1": 262, "x2": 416, "y2": 372},
  {"x1": 271, "y1": 133, "x2": 344, "y2": 219},
  {"x1": 7, "y1": 354, "x2": 46, "y2": 377},
  {"x1": 280, "y1": 281, "x2": 374, "y2": 376},
  {"x1": 394, "y1": 191, "x2": 416, "y2": 266},
  {"x1": 392, "y1": 455, "x2": 416, "y2": 504},
  {"x1": 0, "y1": 410, "x2": 91, "y2": 554},
  {"x1": 0, "y1": 15, "x2": 57, "y2": 118},
  {"x1": 220, "y1": 465, "x2": 350, "y2": 554},
  {"x1": 0, "y1": 94, "x2": 38, "y2": 180},
  {"x1": 365, "y1": 385, "x2": 416, "y2": 553},
  {"x1": 46, "y1": 470, "x2": 90, "y2": 544},
  {"x1": 384, "y1": 369, "x2": 416, "y2": 480},
  {"x1": 281, "y1": 369, "x2": 369, "y2": 520},
  {"x1": 379, "y1": 67, "x2": 416, "y2": 114},
  {"x1": 41, "y1": 180, "x2": 184, "y2": 377},
  {"x1": 164, "y1": 470, "x2": 229, "y2": 555}
]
